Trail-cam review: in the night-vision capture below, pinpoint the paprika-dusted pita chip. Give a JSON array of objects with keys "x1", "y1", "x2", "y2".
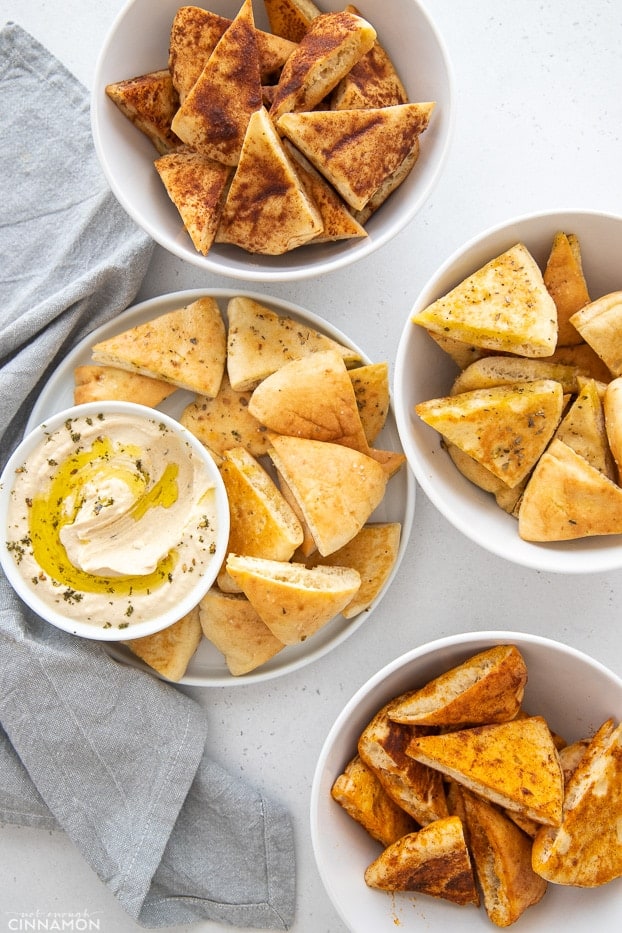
[{"x1": 105, "y1": 69, "x2": 181, "y2": 155}]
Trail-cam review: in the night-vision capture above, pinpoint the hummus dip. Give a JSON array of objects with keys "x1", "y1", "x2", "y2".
[{"x1": 5, "y1": 410, "x2": 221, "y2": 631}]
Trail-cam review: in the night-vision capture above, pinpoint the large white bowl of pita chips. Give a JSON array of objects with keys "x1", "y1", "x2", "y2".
[
  {"x1": 91, "y1": 0, "x2": 454, "y2": 281},
  {"x1": 311, "y1": 630, "x2": 622, "y2": 932},
  {"x1": 394, "y1": 209, "x2": 622, "y2": 573}
]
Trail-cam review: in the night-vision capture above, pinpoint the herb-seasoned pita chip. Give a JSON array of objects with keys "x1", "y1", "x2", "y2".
[
  {"x1": 199, "y1": 588, "x2": 284, "y2": 676},
  {"x1": 570, "y1": 291, "x2": 622, "y2": 376},
  {"x1": 604, "y1": 376, "x2": 622, "y2": 483},
  {"x1": 73, "y1": 365, "x2": 177, "y2": 407},
  {"x1": 446, "y1": 442, "x2": 526, "y2": 515},
  {"x1": 450, "y1": 355, "x2": 584, "y2": 396},
  {"x1": 547, "y1": 340, "x2": 613, "y2": 383},
  {"x1": 554, "y1": 377, "x2": 616, "y2": 478},
  {"x1": 543, "y1": 231, "x2": 590, "y2": 346},
  {"x1": 91, "y1": 297, "x2": 226, "y2": 397},
  {"x1": 348, "y1": 362, "x2": 390, "y2": 445},
  {"x1": 123, "y1": 606, "x2": 202, "y2": 682},
  {"x1": 105, "y1": 69, "x2": 181, "y2": 155}
]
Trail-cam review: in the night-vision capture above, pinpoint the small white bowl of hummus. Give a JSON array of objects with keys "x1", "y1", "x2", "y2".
[{"x1": 0, "y1": 401, "x2": 229, "y2": 640}]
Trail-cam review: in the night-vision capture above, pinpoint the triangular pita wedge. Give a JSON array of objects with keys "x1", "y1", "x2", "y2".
[
  {"x1": 518, "y1": 437, "x2": 622, "y2": 541},
  {"x1": 331, "y1": 754, "x2": 418, "y2": 847},
  {"x1": 554, "y1": 377, "x2": 616, "y2": 478},
  {"x1": 450, "y1": 355, "x2": 584, "y2": 396},
  {"x1": 348, "y1": 362, "x2": 390, "y2": 444},
  {"x1": 459, "y1": 788, "x2": 548, "y2": 926},
  {"x1": 248, "y1": 349, "x2": 369, "y2": 451},
  {"x1": 215, "y1": 107, "x2": 323, "y2": 253},
  {"x1": 446, "y1": 442, "x2": 526, "y2": 515},
  {"x1": 570, "y1": 291, "x2": 622, "y2": 376},
  {"x1": 364, "y1": 816, "x2": 480, "y2": 906},
  {"x1": 225, "y1": 295, "x2": 361, "y2": 391},
  {"x1": 171, "y1": 0, "x2": 262, "y2": 165},
  {"x1": 267, "y1": 434, "x2": 388, "y2": 555},
  {"x1": 269, "y1": 10, "x2": 376, "y2": 120},
  {"x1": 199, "y1": 588, "x2": 284, "y2": 676},
  {"x1": 386, "y1": 645, "x2": 527, "y2": 727},
  {"x1": 91, "y1": 297, "x2": 226, "y2": 397},
  {"x1": 366, "y1": 448, "x2": 406, "y2": 479},
  {"x1": 357, "y1": 703, "x2": 448, "y2": 825},
  {"x1": 105, "y1": 70, "x2": 181, "y2": 155},
  {"x1": 282, "y1": 140, "x2": 367, "y2": 243},
  {"x1": 331, "y1": 5, "x2": 407, "y2": 110},
  {"x1": 154, "y1": 148, "x2": 231, "y2": 255},
  {"x1": 277, "y1": 102, "x2": 434, "y2": 211},
  {"x1": 306, "y1": 522, "x2": 401, "y2": 618},
  {"x1": 168, "y1": 5, "x2": 296, "y2": 102},
  {"x1": 416, "y1": 379, "x2": 564, "y2": 488},
  {"x1": 412, "y1": 243, "x2": 558, "y2": 357},
  {"x1": 543, "y1": 231, "x2": 590, "y2": 345},
  {"x1": 277, "y1": 468, "x2": 317, "y2": 558},
  {"x1": 406, "y1": 716, "x2": 564, "y2": 827},
  {"x1": 263, "y1": 0, "x2": 321, "y2": 42},
  {"x1": 351, "y1": 138, "x2": 420, "y2": 225},
  {"x1": 179, "y1": 373, "x2": 271, "y2": 462},
  {"x1": 426, "y1": 330, "x2": 492, "y2": 370},
  {"x1": 73, "y1": 365, "x2": 177, "y2": 407},
  {"x1": 532, "y1": 719, "x2": 622, "y2": 886},
  {"x1": 225, "y1": 554, "x2": 360, "y2": 644},
  {"x1": 604, "y1": 376, "x2": 622, "y2": 482},
  {"x1": 547, "y1": 339, "x2": 613, "y2": 383},
  {"x1": 123, "y1": 606, "x2": 202, "y2": 682}
]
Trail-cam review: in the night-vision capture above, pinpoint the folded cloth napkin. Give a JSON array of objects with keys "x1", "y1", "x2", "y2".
[{"x1": 0, "y1": 23, "x2": 295, "y2": 930}]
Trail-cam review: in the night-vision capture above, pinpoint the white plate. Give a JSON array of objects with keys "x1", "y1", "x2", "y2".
[{"x1": 28, "y1": 289, "x2": 415, "y2": 686}]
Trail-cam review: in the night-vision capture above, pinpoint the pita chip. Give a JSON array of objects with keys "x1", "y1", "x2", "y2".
[
  {"x1": 332, "y1": 5, "x2": 407, "y2": 110},
  {"x1": 123, "y1": 606, "x2": 202, "y2": 682},
  {"x1": 543, "y1": 231, "x2": 590, "y2": 346},
  {"x1": 348, "y1": 362, "x2": 390, "y2": 445},
  {"x1": 570, "y1": 291, "x2": 622, "y2": 376},
  {"x1": 105, "y1": 69, "x2": 181, "y2": 155},
  {"x1": 554, "y1": 377, "x2": 616, "y2": 478},
  {"x1": 199, "y1": 588, "x2": 284, "y2": 676},
  {"x1": 73, "y1": 365, "x2": 177, "y2": 407},
  {"x1": 263, "y1": 0, "x2": 321, "y2": 42}
]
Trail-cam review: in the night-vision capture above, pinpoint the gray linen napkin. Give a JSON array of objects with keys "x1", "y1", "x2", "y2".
[{"x1": 0, "y1": 23, "x2": 295, "y2": 929}]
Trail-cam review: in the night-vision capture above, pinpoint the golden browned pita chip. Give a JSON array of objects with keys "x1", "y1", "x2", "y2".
[
  {"x1": 171, "y1": 0, "x2": 262, "y2": 165},
  {"x1": 570, "y1": 291, "x2": 622, "y2": 376},
  {"x1": 215, "y1": 107, "x2": 323, "y2": 254},
  {"x1": 387, "y1": 645, "x2": 527, "y2": 728},
  {"x1": 91, "y1": 297, "x2": 226, "y2": 397},
  {"x1": 123, "y1": 606, "x2": 202, "y2": 681},
  {"x1": 267, "y1": 434, "x2": 388, "y2": 555},
  {"x1": 331, "y1": 754, "x2": 418, "y2": 847},
  {"x1": 358, "y1": 704, "x2": 448, "y2": 825},
  {"x1": 554, "y1": 377, "x2": 616, "y2": 478},
  {"x1": 73, "y1": 365, "x2": 177, "y2": 407},
  {"x1": 364, "y1": 816, "x2": 480, "y2": 906},
  {"x1": 351, "y1": 138, "x2": 420, "y2": 225},
  {"x1": 416, "y1": 379, "x2": 564, "y2": 489},
  {"x1": 604, "y1": 376, "x2": 622, "y2": 482},
  {"x1": 518, "y1": 437, "x2": 622, "y2": 541},
  {"x1": 558, "y1": 738, "x2": 591, "y2": 785},
  {"x1": 406, "y1": 716, "x2": 564, "y2": 827},
  {"x1": 412, "y1": 243, "x2": 558, "y2": 357},
  {"x1": 365, "y1": 448, "x2": 406, "y2": 478},
  {"x1": 269, "y1": 10, "x2": 376, "y2": 120},
  {"x1": 225, "y1": 554, "x2": 360, "y2": 644},
  {"x1": 547, "y1": 340, "x2": 613, "y2": 383},
  {"x1": 306, "y1": 522, "x2": 401, "y2": 618},
  {"x1": 348, "y1": 362, "x2": 390, "y2": 444},
  {"x1": 179, "y1": 373, "x2": 271, "y2": 462},
  {"x1": 105, "y1": 69, "x2": 181, "y2": 155},
  {"x1": 199, "y1": 588, "x2": 284, "y2": 675},
  {"x1": 154, "y1": 148, "x2": 231, "y2": 255},
  {"x1": 248, "y1": 349, "x2": 369, "y2": 451},
  {"x1": 277, "y1": 102, "x2": 434, "y2": 211},
  {"x1": 263, "y1": 0, "x2": 320, "y2": 42},
  {"x1": 450, "y1": 355, "x2": 584, "y2": 396},
  {"x1": 532, "y1": 719, "x2": 622, "y2": 886},
  {"x1": 331, "y1": 6, "x2": 407, "y2": 110},
  {"x1": 276, "y1": 468, "x2": 317, "y2": 558},
  {"x1": 426, "y1": 330, "x2": 493, "y2": 370},
  {"x1": 445, "y1": 442, "x2": 526, "y2": 515},
  {"x1": 543, "y1": 231, "x2": 590, "y2": 346},
  {"x1": 225, "y1": 295, "x2": 361, "y2": 391}
]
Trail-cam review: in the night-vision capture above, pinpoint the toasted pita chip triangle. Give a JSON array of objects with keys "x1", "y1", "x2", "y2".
[
  {"x1": 277, "y1": 468, "x2": 317, "y2": 558},
  {"x1": 554, "y1": 377, "x2": 616, "y2": 478},
  {"x1": 446, "y1": 441, "x2": 526, "y2": 515},
  {"x1": 364, "y1": 816, "x2": 480, "y2": 906},
  {"x1": 215, "y1": 107, "x2": 323, "y2": 253},
  {"x1": 169, "y1": 5, "x2": 296, "y2": 102},
  {"x1": 450, "y1": 355, "x2": 584, "y2": 396},
  {"x1": 351, "y1": 138, "x2": 420, "y2": 225},
  {"x1": 199, "y1": 588, "x2": 284, "y2": 675},
  {"x1": 105, "y1": 69, "x2": 181, "y2": 155},
  {"x1": 179, "y1": 373, "x2": 271, "y2": 462},
  {"x1": 225, "y1": 295, "x2": 361, "y2": 391},
  {"x1": 543, "y1": 231, "x2": 590, "y2": 346},
  {"x1": 366, "y1": 447, "x2": 406, "y2": 479},
  {"x1": 406, "y1": 716, "x2": 564, "y2": 827},
  {"x1": 547, "y1": 340, "x2": 613, "y2": 383},
  {"x1": 604, "y1": 376, "x2": 622, "y2": 483},
  {"x1": 570, "y1": 291, "x2": 622, "y2": 376},
  {"x1": 171, "y1": 0, "x2": 262, "y2": 165},
  {"x1": 518, "y1": 437, "x2": 622, "y2": 541},
  {"x1": 416, "y1": 379, "x2": 564, "y2": 488},
  {"x1": 154, "y1": 148, "x2": 231, "y2": 255},
  {"x1": 277, "y1": 102, "x2": 434, "y2": 211},
  {"x1": 123, "y1": 606, "x2": 202, "y2": 682},
  {"x1": 73, "y1": 365, "x2": 177, "y2": 407},
  {"x1": 332, "y1": 5, "x2": 407, "y2": 110},
  {"x1": 267, "y1": 434, "x2": 388, "y2": 555},
  {"x1": 306, "y1": 522, "x2": 401, "y2": 618},
  {"x1": 91, "y1": 297, "x2": 226, "y2": 397},
  {"x1": 348, "y1": 362, "x2": 390, "y2": 444},
  {"x1": 225, "y1": 554, "x2": 360, "y2": 644},
  {"x1": 331, "y1": 754, "x2": 418, "y2": 847},
  {"x1": 387, "y1": 645, "x2": 527, "y2": 727},
  {"x1": 426, "y1": 330, "x2": 492, "y2": 370},
  {"x1": 263, "y1": 0, "x2": 321, "y2": 42},
  {"x1": 248, "y1": 349, "x2": 369, "y2": 452},
  {"x1": 413, "y1": 244, "x2": 558, "y2": 357},
  {"x1": 532, "y1": 719, "x2": 622, "y2": 886}
]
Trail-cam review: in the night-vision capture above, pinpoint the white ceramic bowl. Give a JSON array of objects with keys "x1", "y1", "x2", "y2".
[
  {"x1": 311, "y1": 630, "x2": 622, "y2": 932},
  {"x1": 394, "y1": 209, "x2": 622, "y2": 574},
  {"x1": 91, "y1": 0, "x2": 454, "y2": 282},
  {"x1": 0, "y1": 401, "x2": 230, "y2": 641}
]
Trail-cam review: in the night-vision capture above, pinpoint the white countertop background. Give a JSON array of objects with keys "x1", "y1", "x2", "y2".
[{"x1": 1, "y1": 1, "x2": 622, "y2": 930}]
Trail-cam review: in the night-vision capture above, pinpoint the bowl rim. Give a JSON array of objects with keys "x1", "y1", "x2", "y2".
[{"x1": 0, "y1": 400, "x2": 230, "y2": 642}]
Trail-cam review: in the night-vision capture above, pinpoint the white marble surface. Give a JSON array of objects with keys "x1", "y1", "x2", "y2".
[{"x1": 1, "y1": 1, "x2": 622, "y2": 931}]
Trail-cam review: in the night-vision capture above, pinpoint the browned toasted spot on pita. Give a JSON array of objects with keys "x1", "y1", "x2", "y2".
[
  {"x1": 105, "y1": 69, "x2": 181, "y2": 155},
  {"x1": 199, "y1": 588, "x2": 284, "y2": 675},
  {"x1": 73, "y1": 365, "x2": 177, "y2": 407},
  {"x1": 123, "y1": 606, "x2": 202, "y2": 682}
]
